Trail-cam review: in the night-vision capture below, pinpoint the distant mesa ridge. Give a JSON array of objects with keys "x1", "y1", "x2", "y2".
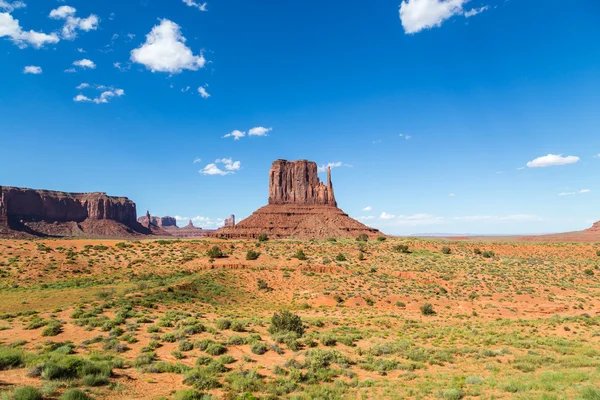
[
  {"x1": 138, "y1": 211, "x2": 212, "y2": 238},
  {"x1": 0, "y1": 185, "x2": 149, "y2": 237},
  {"x1": 216, "y1": 159, "x2": 381, "y2": 239}
]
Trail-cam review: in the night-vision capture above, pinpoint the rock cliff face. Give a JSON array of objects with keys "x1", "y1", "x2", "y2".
[
  {"x1": 269, "y1": 160, "x2": 336, "y2": 207},
  {"x1": 224, "y1": 215, "x2": 235, "y2": 227},
  {"x1": 0, "y1": 186, "x2": 149, "y2": 237},
  {"x1": 137, "y1": 213, "x2": 177, "y2": 228},
  {"x1": 216, "y1": 159, "x2": 381, "y2": 239}
]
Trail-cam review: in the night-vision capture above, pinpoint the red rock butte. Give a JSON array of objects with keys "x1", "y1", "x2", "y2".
[{"x1": 216, "y1": 159, "x2": 382, "y2": 239}]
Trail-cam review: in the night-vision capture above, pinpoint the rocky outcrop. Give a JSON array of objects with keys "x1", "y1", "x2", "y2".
[
  {"x1": 216, "y1": 159, "x2": 381, "y2": 239},
  {"x1": 0, "y1": 186, "x2": 150, "y2": 237},
  {"x1": 224, "y1": 215, "x2": 235, "y2": 227},
  {"x1": 137, "y1": 212, "x2": 177, "y2": 228},
  {"x1": 269, "y1": 160, "x2": 336, "y2": 206}
]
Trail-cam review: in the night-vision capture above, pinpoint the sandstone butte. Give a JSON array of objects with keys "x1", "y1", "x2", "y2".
[
  {"x1": 0, "y1": 186, "x2": 150, "y2": 238},
  {"x1": 215, "y1": 159, "x2": 382, "y2": 239}
]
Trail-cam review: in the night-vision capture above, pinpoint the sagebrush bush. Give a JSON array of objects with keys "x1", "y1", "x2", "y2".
[
  {"x1": 420, "y1": 303, "x2": 436, "y2": 316},
  {"x1": 246, "y1": 250, "x2": 261, "y2": 260},
  {"x1": 206, "y1": 246, "x2": 224, "y2": 259},
  {"x1": 268, "y1": 311, "x2": 304, "y2": 337}
]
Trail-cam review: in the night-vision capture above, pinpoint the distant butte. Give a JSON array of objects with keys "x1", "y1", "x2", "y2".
[
  {"x1": 0, "y1": 186, "x2": 150, "y2": 238},
  {"x1": 216, "y1": 159, "x2": 381, "y2": 239}
]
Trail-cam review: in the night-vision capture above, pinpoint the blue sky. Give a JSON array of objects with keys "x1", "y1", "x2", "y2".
[{"x1": 1, "y1": 0, "x2": 599, "y2": 235}]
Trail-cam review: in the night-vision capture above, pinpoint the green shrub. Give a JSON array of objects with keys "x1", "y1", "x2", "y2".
[
  {"x1": 41, "y1": 321, "x2": 62, "y2": 337},
  {"x1": 393, "y1": 244, "x2": 410, "y2": 253},
  {"x1": 356, "y1": 234, "x2": 368, "y2": 242},
  {"x1": 82, "y1": 373, "x2": 109, "y2": 386},
  {"x1": 584, "y1": 269, "x2": 595, "y2": 277},
  {"x1": 319, "y1": 333, "x2": 337, "y2": 347},
  {"x1": 251, "y1": 342, "x2": 268, "y2": 355},
  {"x1": 183, "y1": 368, "x2": 221, "y2": 390},
  {"x1": 256, "y1": 279, "x2": 270, "y2": 291},
  {"x1": 13, "y1": 386, "x2": 42, "y2": 400},
  {"x1": 442, "y1": 389, "x2": 463, "y2": 400},
  {"x1": 482, "y1": 250, "x2": 495, "y2": 258},
  {"x1": 215, "y1": 319, "x2": 231, "y2": 330},
  {"x1": 473, "y1": 248, "x2": 482, "y2": 255},
  {"x1": 441, "y1": 246, "x2": 451, "y2": 255},
  {"x1": 205, "y1": 343, "x2": 226, "y2": 356},
  {"x1": 246, "y1": 250, "x2": 261, "y2": 261},
  {"x1": 395, "y1": 301, "x2": 406, "y2": 308},
  {"x1": 179, "y1": 341, "x2": 194, "y2": 352},
  {"x1": 174, "y1": 389, "x2": 217, "y2": 400},
  {"x1": 596, "y1": 250, "x2": 600, "y2": 257},
  {"x1": 0, "y1": 346, "x2": 25, "y2": 370},
  {"x1": 268, "y1": 311, "x2": 304, "y2": 337},
  {"x1": 335, "y1": 253, "x2": 346, "y2": 262},
  {"x1": 60, "y1": 389, "x2": 92, "y2": 400},
  {"x1": 258, "y1": 234, "x2": 268, "y2": 242},
  {"x1": 206, "y1": 246, "x2": 224, "y2": 259},
  {"x1": 377, "y1": 236, "x2": 386, "y2": 242},
  {"x1": 420, "y1": 303, "x2": 436, "y2": 316},
  {"x1": 292, "y1": 249, "x2": 307, "y2": 261}
]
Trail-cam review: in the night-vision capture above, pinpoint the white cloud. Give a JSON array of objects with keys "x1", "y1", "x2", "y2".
[
  {"x1": 399, "y1": 133, "x2": 412, "y2": 140},
  {"x1": 464, "y1": 5, "x2": 489, "y2": 17},
  {"x1": 317, "y1": 161, "x2": 351, "y2": 173},
  {"x1": 0, "y1": 1, "x2": 26, "y2": 12},
  {"x1": 174, "y1": 215, "x2": 224, "y2": 227},
  {"x1": 73, "y1": 58, "x2": 95, "y2": 69},
  {"x1": 73, "y1": 94, "x2": 90, "y2": 102},
  {"x1": 223, "y1": 130, "x2": 245, "y2": 140},
  {"x1": 399, "y1": 0, "x2": 466, "y2": 34},
  {"x1": 379, "y1": 213, "x2": 445, "y2": 226},
  {"x1": 76, "y1": 82, "x2": 89, "y2": 89},
  {"x1": 198, "y1": 85, "x2": 210, "y2": 98},
  {"x1": 49, "y1": 5, "x2": 75, "y2": 19},
  {"x1": 363, "y1": 206, "x2": 373, "y2": 211},
  {"x1": 357, "y1": 216, "x2": 375, "y2": 221},
  {"x1": 23, "y1": 65, "x2": 41, "y2": 74},
  {"x1": 73, "y1": 87, "x2": 124, "y2": 104},
  {"x1": 526, "y1": 154, "x2": 580, "y2": 168},
  {"x1": 248, "y1": 126, "x2": 272, "y2": 137},
  {"x1": 380, "y1": 212, "x2": 396, "y2": 220},
  {"x1": 449, "y1": 193, "x2": 455, "y2": 197},
  {"x1": 200, "y1": 158, "x2": 241, "y2": 176},
  {"x1": 193, "y1": 157, "x2": 202, "y2": 164},
  {"x1": 49, "y1": 6, "x2": 99, "y2": 40},
  {"x1": 131, "y1": 19, "x2": 206, "y2": 73},
  {"x1": 77, "y1": 47, "x2": 85, "y2": 53},
  {"x1": 182, "y1": 0, "x2": 207, "y2": 11},
  {"x1": 0, "y1": 12, "x2": 59, "y2": 48},
  {"x1": 558, "y1": 189, "x2": 591, "y2": 196}
]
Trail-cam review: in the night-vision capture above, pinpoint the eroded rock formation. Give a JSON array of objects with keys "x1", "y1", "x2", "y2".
[
  {"x1": 137, "y1": 213, "x2": 177, "y2": 228},
  {"x1": 216, "y1": 159, "x2": 381, "y2": 239},
  {"x1": 224, "y1": 215, "x2": 235, "y2": 227},
  {"x1": 269, "y1": 160, "x2": 336, "y2": 206},
  {"x1": 0, "y1": 186, "x2": 149, "y2": 237}
]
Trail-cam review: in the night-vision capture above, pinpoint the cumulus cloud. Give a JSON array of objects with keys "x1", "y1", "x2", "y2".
[
  {"x1": 76, "y1": 82, "x2": 89, "y2": 89},
  {"x1": 363, "y1": 206, "x2": 373, "y2": 211},
  {"x1": 380, "y1": 212, "x2": 396, "y2": 220},
  {"x1": 73, "y1": 86, "x2": 124, "y2": 104},
  {"x1": 248, "y1": 126, "x2": 272, "y2": 137},
  {"x1": 73, "y1": 59, "x2": 95, "y2": 69},
  {"x1": 0, "y1": 1, "x2": 26, "y2": 12},
  {"x1": 399, "y1": 0, "x2": 488, "y2": 34},
  {"x1": 526, "y1": 154, "x2": 580, "y2": 168},
  {"x1": 131, "y1": 19, "x2": 206, "y2": 73},
  {"x1": 23, "y1": 65, "x2": 41, "y2": 74},
  {"x1": 357, "y1": 216, "x2": 375, "y2": 221},
  {"x1": 49, "y1": 6, "x2": 99, "y2": 40},
  {"x1": 198, "y1": 85, "x2": 210, "y2": 98},
  {"x1": 175, "y1": 215, "x2": 224, "y2": 227},
  {"x1": 223, "y1": 130, "x2": 245, "y2": 140},
  {"x1": 182, "y1": 0, "x2": 207, "y2": 11},
  {"x1": 200, "y1": 158, "x2": 241, "y2": 176},
  {"x1": 0, "y1": 12, "x2": 59, "y2": 48},
  {"x1": 317, "y1": 162, "x2": 352, "y2": 173}
]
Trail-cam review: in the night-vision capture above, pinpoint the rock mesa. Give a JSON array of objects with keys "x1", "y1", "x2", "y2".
[{"x1": 216, "y1": 159, "x2": 381, "y2": 239}]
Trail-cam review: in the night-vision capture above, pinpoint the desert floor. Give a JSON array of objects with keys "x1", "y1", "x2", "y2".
[{"x1": 1, "y1": 237, "x2": 600, "y2": 399}]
